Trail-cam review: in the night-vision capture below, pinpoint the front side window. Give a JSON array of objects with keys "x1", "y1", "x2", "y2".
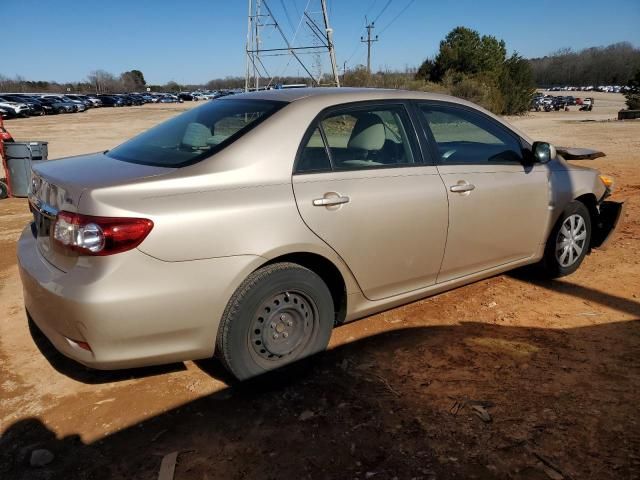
[
  {"x1": 418, "y1": 104, "x2": 523, "y2": 165},
  {"x1": 107, "y1": 99, "x2": 285, "y2": 167},
  {"x1": 297, "y1": 104, "x2": 417, "y2": 172}
]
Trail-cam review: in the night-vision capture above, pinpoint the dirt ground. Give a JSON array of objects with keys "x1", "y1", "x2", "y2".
[{"x1": 1, "y1": 94, "x2": 639, "y2": 480}]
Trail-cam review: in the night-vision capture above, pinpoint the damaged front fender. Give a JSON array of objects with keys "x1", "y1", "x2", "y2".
[{"x1": 591, "y1": 201, "x2": 625, "y2": 250}]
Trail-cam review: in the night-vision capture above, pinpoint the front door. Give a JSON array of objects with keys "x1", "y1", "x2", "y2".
[
  {"x1": 292, "y1": 102, "x2": 449, "y2": 301},
  {"x1": 416, "y1": 102, "x2": 550, "y2": 283}
]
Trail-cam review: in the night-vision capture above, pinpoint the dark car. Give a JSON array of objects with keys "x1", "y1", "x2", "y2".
[
  {"x1": 35, "y1": 97, "x2": 73, "y2": 114},
  {"x1": 13, "y1": 95, "x2": 56, "y2": 115},
  {"x1": 97, "y1": 95, "x2": 125, "y2": 107},
  {"x1": 112, "y1": 94, "x2": 132, "y2": 106},
  {"x1": 0, "y1": 106, "x2": 16, "y2": 119},
  {"x1": 124, "y1": 94, "x2": 145, "y2": 106},
  {"x1": 178, "y1": 93, "x2": 194, "y2": 101},
  {"x1": 40, "y1": 95, "x2": 85, "y2": 112},
  {"x1": 551, "y1": 96, "x2": 567, "y2": 111}
]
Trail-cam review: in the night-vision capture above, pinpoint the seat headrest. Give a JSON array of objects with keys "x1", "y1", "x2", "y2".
[
  {"x1": 347, "y1": 113, "x2": 385, "y2": 151},
  {"x1": 182, "y1": 122, "x2": 211, "y2": 149}
]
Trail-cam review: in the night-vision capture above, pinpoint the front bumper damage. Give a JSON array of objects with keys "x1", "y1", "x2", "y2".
[{"x1": 591, "y1": 200, "x2": 625, "y2": 249}]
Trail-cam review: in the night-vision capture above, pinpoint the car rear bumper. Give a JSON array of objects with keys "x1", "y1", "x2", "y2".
[{"x1": 18, "y1": 226, "x2": 263, "y2": 370}]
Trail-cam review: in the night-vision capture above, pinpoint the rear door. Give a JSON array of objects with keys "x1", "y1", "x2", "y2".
[
  {"x1": 292, "y1": 102, "x2": 449, "y2": 301},
  {"x1": 416, "y1": 102, "x2": 549, "y2": 283}
]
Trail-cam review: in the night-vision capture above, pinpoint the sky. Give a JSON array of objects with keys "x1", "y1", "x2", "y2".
[{"x1": 4, "y1": 0, "x2": 640, "y2": 85}]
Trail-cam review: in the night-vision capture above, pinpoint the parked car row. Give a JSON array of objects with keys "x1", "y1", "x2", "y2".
[
  {"x1": 531, "y1": 93, "x2": 595, "y2": 112},
  {"x1": 0, "y1": 91, "x2": 240, "y2": 119},
  {"x1": 178, "y1": 90, "x2": 238, "y2": 101},
  {"x1": 546, "y1": 85, "x2": 633, "y2": 93},
  {"x1": 0, "y1": 94, "x2": 98, "y2": 118}
]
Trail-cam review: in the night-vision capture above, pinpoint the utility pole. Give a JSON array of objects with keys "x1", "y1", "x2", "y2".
[
  {"x1": 320, "y1": 0, "x2": 340, "y2": 87},
  {"x1": 245, "y1": 0, "x2": 252, "y2": 92},
  {"x1": 360, "y1": 18, "x2": 378, "y2": 74}
]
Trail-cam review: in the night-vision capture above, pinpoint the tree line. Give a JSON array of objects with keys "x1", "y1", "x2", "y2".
[
  {"x1": 2, "y1": 31, "x2": 637, "y2": 115},
  {"x1": 529, "y1": 42, "x2": 640, "y2": 87}
]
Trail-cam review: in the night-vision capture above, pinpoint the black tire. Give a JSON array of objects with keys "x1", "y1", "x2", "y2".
[
  {"x1": 0, "y1": 181, "x2": 8, "y2": 199},
  {"x1": 539, "y1": 200, "x2": 592, "y2": 278},
  {"x1": 216, "y1": 262, "x2": 334, "y2": 380}
]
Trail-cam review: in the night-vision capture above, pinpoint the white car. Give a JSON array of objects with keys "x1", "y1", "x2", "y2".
[{"x1": 0, "y1": 100, "x2": 28, "y2": 117}]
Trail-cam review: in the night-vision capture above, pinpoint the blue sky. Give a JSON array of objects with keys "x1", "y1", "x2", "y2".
[{"x1": 4, "y1": 0, "x2": 639, "y2": 85}]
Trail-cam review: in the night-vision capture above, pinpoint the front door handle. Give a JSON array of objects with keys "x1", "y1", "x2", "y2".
[
  {"x1": 450, "y1": 183, "x2": 476, "y2": 193},
  {"x1": 313, "y1": 195, "x2": 350, "y2": 207}
]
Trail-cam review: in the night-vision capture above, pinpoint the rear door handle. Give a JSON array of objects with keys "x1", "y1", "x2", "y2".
[
  {"x1": 313, "y1": 195, "x2": 350, "y2": 207},
  {"x1": 450, "y1": 183, "x2": 475, "y2": 193}
]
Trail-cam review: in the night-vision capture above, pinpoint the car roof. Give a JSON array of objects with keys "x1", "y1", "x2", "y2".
[
  {"x1": 226, "y1": 87, "x2": 533, "y2": 144},
  {"x1": 228, "y1": 87, "x2": 460, "y2": 104}
]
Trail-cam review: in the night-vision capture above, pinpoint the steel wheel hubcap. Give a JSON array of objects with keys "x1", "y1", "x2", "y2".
[
  {"x1": 556, "y1": 214, "x2": 587, "y2": 267},
  {"x1": 250, "y1": 291, "x2": 315, "y2": 361}
]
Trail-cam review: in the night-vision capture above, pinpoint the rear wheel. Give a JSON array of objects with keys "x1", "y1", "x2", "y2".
[
  {"x1": 539, "y1": 201, "x2": 592, "y2": 278},
  {"x1": 216, "y1": 262, "x2": 334, "y2": 380}
]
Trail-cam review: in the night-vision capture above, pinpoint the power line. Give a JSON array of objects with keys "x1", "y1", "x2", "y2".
[
  {"x1": 378, "y1": 0, "x2": 415, "y2": 35},
  {"x1": 279, "y1": 0, "x2": 296, "y2": 34},
  {"x1": 372, "y1": 0, "x2": 392, "y2": 23},
  {"x1": 364, "y1": 0, "x2": 378, "y2": 18}
]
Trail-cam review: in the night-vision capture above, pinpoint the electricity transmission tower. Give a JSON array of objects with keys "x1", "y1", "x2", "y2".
[
  {"x1": 245, "y1": 0, "x2": 340, "y2": 91},
  {"x1": 360, "y1": 18, "x2": 378, "y2": 74}
]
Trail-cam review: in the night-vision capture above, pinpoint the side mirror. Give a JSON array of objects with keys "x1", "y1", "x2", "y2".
[{"x1": 532, "y1": 141, "x2": 556, "y2": 164}]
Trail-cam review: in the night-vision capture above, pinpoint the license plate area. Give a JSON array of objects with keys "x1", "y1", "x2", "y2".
[{"x1": 33, "y1": 210, "x2": 53, "y2": 238}]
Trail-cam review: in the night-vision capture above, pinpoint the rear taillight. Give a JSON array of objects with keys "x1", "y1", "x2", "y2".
[{"x1": 53, "y1": 211, "x2": 153, "y2": 256}]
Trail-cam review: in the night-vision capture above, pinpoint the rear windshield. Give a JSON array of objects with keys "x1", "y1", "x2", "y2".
[{"x1": 107, "y1": 98, "x2": 285, "y2": 167}]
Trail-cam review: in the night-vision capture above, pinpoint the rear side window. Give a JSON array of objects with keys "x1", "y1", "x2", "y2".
[
  {"x1": 296, "y1": 104, "x2": 418, "y2": 173},
  {"x1": 418, "y1": 104, "x2": 523, "y2": 164},
  {"x1": 107, "y1": 99, "x2": 285, "y2": 167},
  {"x1": 297, "y1": 127, "x2": 332, "y2": 173}
]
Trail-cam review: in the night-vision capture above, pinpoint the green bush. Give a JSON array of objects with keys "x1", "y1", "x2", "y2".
[
  {"x1": 342, "y1": 66, "x2": 449, "y2": 94},
  {"x1": 416, "y1": 27, "x2": 534, "y2": 115},
  {"x1": 626, "y1": 94, "x2": 640, "y2": 110},
  {"x1": 625, "y1": 69, "x2": 640, "y2": 110}
]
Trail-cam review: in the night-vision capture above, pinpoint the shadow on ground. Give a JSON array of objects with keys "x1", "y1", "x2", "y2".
[
  {"x1": 2, "y1": 284, "x2": 639, "y2": 480},
  {"x1": 27, "y1": 317, "x2": 188, "y2": 384}
]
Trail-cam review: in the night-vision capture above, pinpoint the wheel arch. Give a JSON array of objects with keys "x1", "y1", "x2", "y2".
[
  {"x1": 260, "y1": 252, "x2": 348, "y2": 325},
  {"x1": 574, "y1": 193, "x2": 598, "y2": 249}
]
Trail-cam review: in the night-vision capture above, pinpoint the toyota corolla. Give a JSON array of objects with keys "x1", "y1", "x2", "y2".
[{"x1": 18, "y1": 88, "x2": 623, "y2": 380}]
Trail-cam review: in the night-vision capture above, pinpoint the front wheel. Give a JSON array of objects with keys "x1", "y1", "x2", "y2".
[
  {"x1": 216, "y1": 262, "x2": 334, "y2": 380},
  {"x1": 539, "y1": 201, "x2": 592, "y2": 278}
]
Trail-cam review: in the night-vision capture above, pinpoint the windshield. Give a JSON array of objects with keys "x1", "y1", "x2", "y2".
[{"x1": 107, "y1": 98, "x2": 285, "y2": 167}]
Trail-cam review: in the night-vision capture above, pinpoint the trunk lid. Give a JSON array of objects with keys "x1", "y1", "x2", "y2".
[{"x1": 29, "y1": 152, "x2": 173, "y2": 271}]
